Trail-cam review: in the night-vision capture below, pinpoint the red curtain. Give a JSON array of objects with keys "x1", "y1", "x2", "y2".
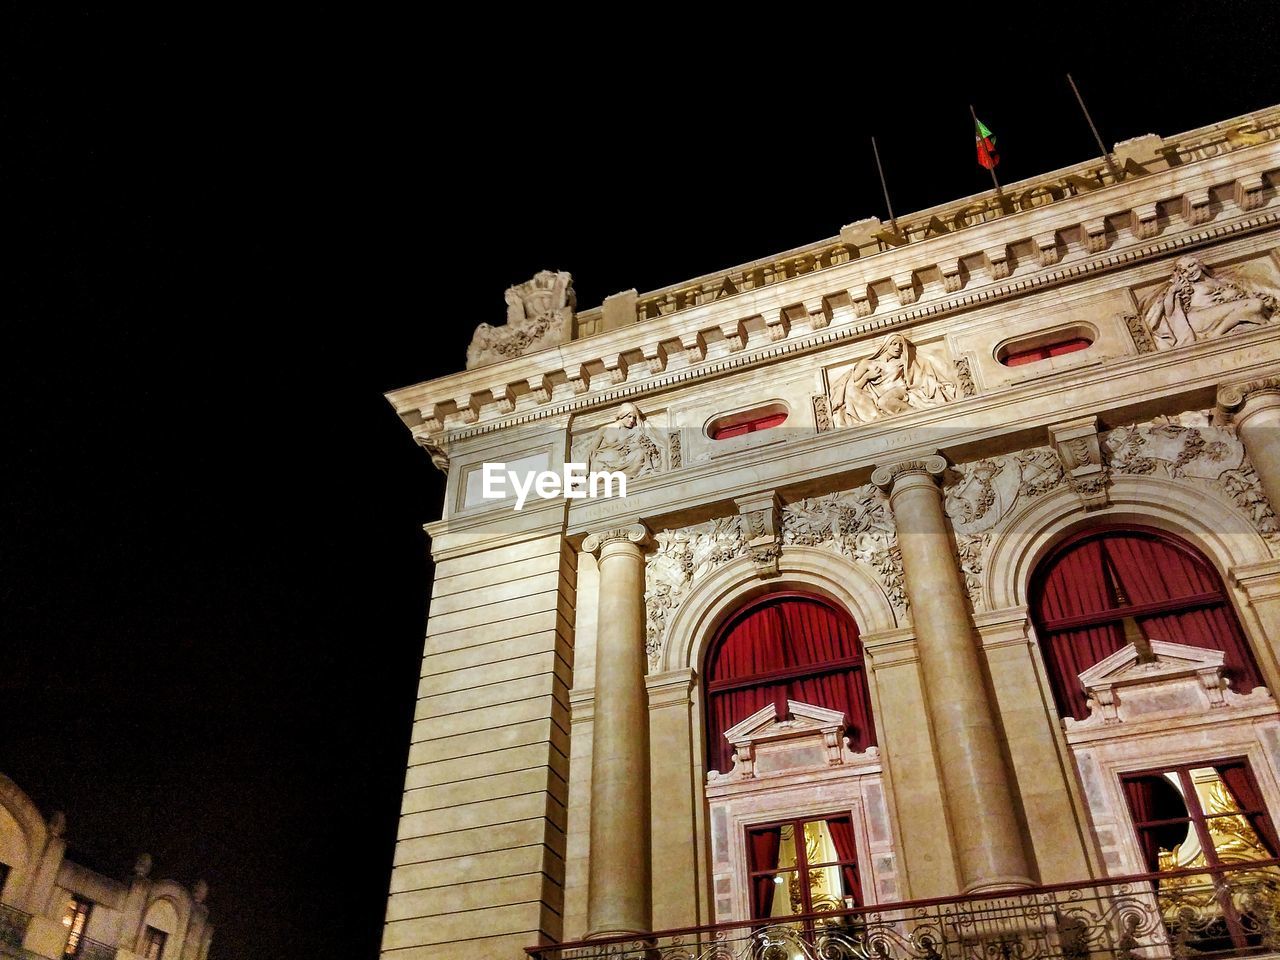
[
  {"x1": 1217, "y1": 763, "x2": 1280, "y2": 858},
  {"x1": 1033, "y1": 530, "x2": 1261, "y2": 720},
  {"x1": 1122, "y1": 776, "x2": 1163, "y2": 872},
  {"x1": 824, "y1": 817, "x2": 862, "y2": 907},
  {"x1": 748, "y1": 826, "x2": 782, "y2": 919},
  {"x1": 705, "y1": 596, "x2": 875, "y2": 773}
]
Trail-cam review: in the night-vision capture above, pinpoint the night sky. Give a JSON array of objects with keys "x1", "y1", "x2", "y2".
[{"x1": 6, "y1": 6, "x2": 1280, "y2": 959}]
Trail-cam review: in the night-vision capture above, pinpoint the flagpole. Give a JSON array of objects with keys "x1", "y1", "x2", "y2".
[
  {"x1": 1067, "y1": 73, "x2": 1122, "y2": 182},
  {"x1": 970, "y1": 103, "x2": 1003, "y2": 195},
  {"x1": 870, "y1": 136, "x2": 900, "y2": 236}
]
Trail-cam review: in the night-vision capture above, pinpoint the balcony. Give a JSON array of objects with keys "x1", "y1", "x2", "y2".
[{"x1": 528, "y1": 860, "x2": 1280, "y2": 960}]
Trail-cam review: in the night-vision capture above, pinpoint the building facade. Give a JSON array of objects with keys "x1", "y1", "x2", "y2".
[
  {"x1": 382, "y1": 105, "x2": 1280, "y2": 960},
  {"x1": 0, "y1": 775, "x2": 212, "y2": 960}
]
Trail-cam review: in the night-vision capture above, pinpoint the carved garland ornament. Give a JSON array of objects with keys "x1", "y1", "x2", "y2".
[
  {"x1": 944, "y1": 411, "x2": 1280, "y2": 610},
  {"x1": 781, "y1": 484, "x2": 907, "y2": 613},
  {"x1": 645, "y1": 518, "x2": 749, "y2": 668},
  {"x1": 944, "y1": 447, "x2": 1068, "y2": 609},
  {"x1": 1103, "y1": 411, "x2": 1280, "y2": 549}
]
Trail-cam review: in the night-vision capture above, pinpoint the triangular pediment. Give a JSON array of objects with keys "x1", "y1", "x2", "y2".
[
  {"x1": 722, "y1": 700, "x2": 846, "y2": 745},
  {"x1": 1078, "y1": 641, "x2": 1225, "y2": 689}
]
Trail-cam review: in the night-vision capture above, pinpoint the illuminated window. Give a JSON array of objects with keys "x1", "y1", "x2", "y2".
[
  {"x1": 997, "y1": 326, "x2": 1095, "y2": 367},
  {"x1": 746, "y1": 815, "x2": 861, "y2": 920},
  {"x1": 1123, "y1": 759, "x2": 1280, "y2": 951},
  {"x1": 142, "y1": 926, "x2": 168, "y2": 960},
  {"x1": 708, "y1": 404, "x2": 788, "y2": 440},
  {"x1": 1002, "y1": 337, "x2": 1091, "y2": 366},
  {"x1": 61, "y1": 896, "x2": 91, "y2": 957}
]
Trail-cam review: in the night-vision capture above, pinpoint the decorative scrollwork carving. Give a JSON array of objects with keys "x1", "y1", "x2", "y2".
[{"x1": 782, "y1": 485, "x2": 907, "y2": 613}]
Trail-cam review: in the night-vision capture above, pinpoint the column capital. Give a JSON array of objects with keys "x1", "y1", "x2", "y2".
[
  {"x1": 1217, "y1": 376, "x2": 1280, "y2": 422},
  {"x1": 871, "y1": 453, "x2": 948, "y2": 492},
  {"x1": 582, "y1": 522, "x2": 651, "y2": 556}
]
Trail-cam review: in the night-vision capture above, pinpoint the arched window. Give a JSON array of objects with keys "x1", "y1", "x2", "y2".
[
  {"x1": 1030, "y1": 526, "x2": 1262, "y2": 720},
  {"x1": 703, "y1": 593, "x2": 875, "y2": 773}
]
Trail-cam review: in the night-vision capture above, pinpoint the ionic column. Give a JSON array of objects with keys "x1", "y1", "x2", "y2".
[
  {"x1": 872, "y1": 456, "x2": 1032, "y2": 893},
  {"x1": 582, "y1": 523, "x2": 652, "y2": 938},
  {"x1": 1219, "y1": 378, "x2": 1280, "y2": 512}
]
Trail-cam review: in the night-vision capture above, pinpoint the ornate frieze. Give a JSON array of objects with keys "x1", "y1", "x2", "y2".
[
  {"x1": 644, "y1": 517, "x2": 748, "y2": 668},
  {"x1": 1135, "y1": 255, "x2": 1278, "y2": 351},
  {"x1": 955, "y1": 357, "x2": 977, "y2": 398},
  {"x1": 782, "y1": 485, "x2": 906, "y2": 613},
  {"x1": 466, "y1": 270, "x2": 576, "y2": 369},
  {"x1": 812, "y1": 395, "x2": 833, "y2": 433},
  {"x1": 944, "y1": 448, "x2": 1067, "y2": 608},
  {"x1": 582, "y1": 403, "x2": 667, "y2": 480},
  {"x1": 1104, "y1": 411, "x2": 1280, "y2": 547},
  {"x1": 828, "y1": 335, "x2": 958, "y2": 428}
]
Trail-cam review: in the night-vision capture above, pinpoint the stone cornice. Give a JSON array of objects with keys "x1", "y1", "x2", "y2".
[{"x1": 392, "y1": 153, "x2": 1280, "y2": 443}]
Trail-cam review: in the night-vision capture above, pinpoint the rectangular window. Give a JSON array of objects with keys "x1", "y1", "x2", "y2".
[
  {"x1": 1122, "y1": 758, "x2": 1280, "y2": 952},
  {"x1": 746, "y1": 814, "x2": 860, "y2": 922},
  {"x1": 60, "y1": 896, "x2": 92, "y2": 957},
  {"x1": 142, "y1": 926, "x2": 168, "y2": 960},
  {"x1": 0, "y1": 862, "x2": 9, "y2": 900}
]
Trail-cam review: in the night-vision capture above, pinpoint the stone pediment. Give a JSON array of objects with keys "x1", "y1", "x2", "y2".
[
  {"x1": 722, "y1": 700, "x2": 847, "y2": 745},
  {"x1": 709, "y1": 700, "x2": 877, "y2": 782},
  {"x1": 1077, "y1": 639, "x2": 1224, "y2": 688},
  {"x1": 1066, "y1": 641, "x2": 1272, "y2": 730}
]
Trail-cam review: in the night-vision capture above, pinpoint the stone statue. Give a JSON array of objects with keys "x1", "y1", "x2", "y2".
[
  {"x1": 1141, "y1": 255, "x2": 1276, "y2": 350},
  {"x1": 829, "y1": 334, "x2": 958, "y2": 426},
  {"x1": 465, "y1": 270, "x2": 576, "y2": 369},
  {"x1": 584, "y1": 402, "x2": 665, "y2": 479}
]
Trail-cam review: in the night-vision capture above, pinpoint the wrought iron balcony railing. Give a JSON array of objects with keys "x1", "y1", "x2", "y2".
[
  {"x1": 0, "y1": 904, "x2": 30, "y2": 949},
  {"x1": 527, "y1": 859, "x2": 1280, "y2": 960}
]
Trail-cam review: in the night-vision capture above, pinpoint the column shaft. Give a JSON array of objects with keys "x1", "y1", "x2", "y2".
[
  {"x1": 874, "y1": 457, "x2": 1031, "y2": 893},
  {"x1": 584, "y1": 526, "x2": 651, "y2": 938},
  {"x1": 1226, "y1": 388, "x2": 1280, "y2": 513}
]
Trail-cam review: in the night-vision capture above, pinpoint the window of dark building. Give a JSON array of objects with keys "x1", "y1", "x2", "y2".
[
  {"x1": 142, "y1": 926, "x2": 168, "y2": 960},
  {"x1": 1029, "y1": 527, "x2": 1261, "y2": 720},
  {"x1": 703, "y1": 593, "x2": 875, "y2": 774},
  {"x1": 61, "y1": 896, "x2": 92, "y2": 957}
]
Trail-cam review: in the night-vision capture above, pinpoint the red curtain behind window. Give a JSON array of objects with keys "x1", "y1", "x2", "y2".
[
  {"x1": 748, "y1": 826, "x2": 782, "y2": 919},
  {"x1": 1032, "y1": 530, "x2": 1261, "y2": 719},
  {"x1": 1122, "y1": 775, "x2": 1164, "y2": 872},
  {"x1": 824, "y1": 817, "x2": 863, "y2": 907},
  {"x1": 705, "y1": 595, "x2": 875, "y2": 773}
]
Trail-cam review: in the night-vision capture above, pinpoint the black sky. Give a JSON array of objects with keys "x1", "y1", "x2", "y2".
[{"x1": 5, "y1": 5, "x2": 1280, "y2": 959}]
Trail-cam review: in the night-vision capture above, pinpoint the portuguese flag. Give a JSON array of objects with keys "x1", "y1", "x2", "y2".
[{"x1": 975, "y1": 117, "x2": 999, "y2": 170}]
